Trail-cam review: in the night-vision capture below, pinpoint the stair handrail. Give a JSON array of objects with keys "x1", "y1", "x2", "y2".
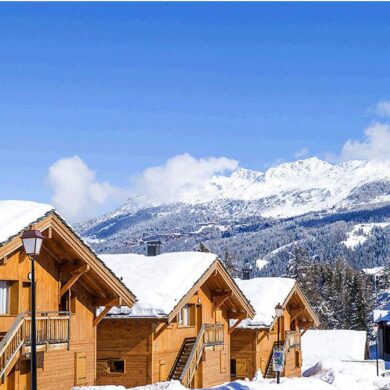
[
  {"x1": 263, "y1": 340, "x2": 279, "y2": 379},
  {"x1": 168, "y1": 337, "x2": 194, "y2": 380},
  {"x1": 0, "y1": 310, "x2": 71, "y2": 379},
  {"x1": 0, "y1": 313, "x2": 26, "y2": 378},
  {"x1": 180, "y1": 323, "x2": 224, "y2": 387}
]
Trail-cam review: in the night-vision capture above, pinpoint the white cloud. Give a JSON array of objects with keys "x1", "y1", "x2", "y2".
[
  {"x1": 374, "y1": 101, "x2": 390, "y2": 117},
  {"x1": 294, "y1": 147, "x2": 309, "y2": 159},
  {"x1": 341, "y1": 122, "x2": 390, "y2": 161},
  {"x1": 47, "y1": 156, "x2": 126, "y2": 222},
  {"x1": 134, "y1": 153, "x2": 238, "y2": 204}
]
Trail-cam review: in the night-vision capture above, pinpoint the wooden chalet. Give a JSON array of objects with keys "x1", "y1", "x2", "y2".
[
  {"x1": 0, "y1": 200, "x2": 136, "y2": 390},
  {"x1": 96, "y1": 249, "x2": 255, "y2": 389},
  {"x1": 231, "y1": 277, "x2": 319, "y2": 380}
]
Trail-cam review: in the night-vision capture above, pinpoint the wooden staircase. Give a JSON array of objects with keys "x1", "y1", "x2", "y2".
[
  {"x1": 263, "y1": 331, "x2": 302, "y2": 379},
  {"x1": 264, "y1": 341, "x2": 281, "y2": 379},
  {"x1": 169, "y1": 338, "x2": 196, "y2": 381},
  {"x1": 0, "y1": 312, "x2": 70, "y2": 380},
  {"x1": 168, "y1": 323, "x2": 224, "y2": 387}
]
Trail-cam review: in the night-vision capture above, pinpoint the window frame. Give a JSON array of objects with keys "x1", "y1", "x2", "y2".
[
  {"x1": 177, "y1": 304, "x2": 194, "y2": 327},
  {"x1": 0, "y1": 280, "x2": 11, "y2": 315}
]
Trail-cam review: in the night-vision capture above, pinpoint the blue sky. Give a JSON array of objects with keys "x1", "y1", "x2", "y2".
[{"x1": 2, "y1": 3, "x2": 390, "y2": 220}]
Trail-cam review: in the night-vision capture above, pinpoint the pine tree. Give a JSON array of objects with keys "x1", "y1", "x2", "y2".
[
  {"x1": 198, "y1": 242, "x2": 210, "y2": 253},
  {"x1": 224, "y1": 249, "x2": 240, "y2": 278}
]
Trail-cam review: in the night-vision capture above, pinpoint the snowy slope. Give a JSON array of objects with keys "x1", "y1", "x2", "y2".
[
  {"x1": 99, "y1": 252, "x2": 217, "y2": 317},
  {"x1": 342, "y1": 223, "x2": 390, "y2": 249},
  {"x1": 234, "y1": 277, "x2": 296, "y2": 328},
  {"x1": 0, "y1": 200, "x2": 54, "y2": 244}
]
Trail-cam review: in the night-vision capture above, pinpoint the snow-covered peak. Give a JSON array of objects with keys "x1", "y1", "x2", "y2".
[
  {"x1": 264, "y1": 157, "x2": 332, "y2": 182},
  {"x1": 88, "y1": 157, "x2": 390, "y2": 224},
  {"x1": 230, "y1": 167, "x2": 264, "y2": 182}
]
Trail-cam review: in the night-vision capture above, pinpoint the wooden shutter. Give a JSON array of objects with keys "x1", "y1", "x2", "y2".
[
  {"x1": 159, "y1": 361, "x2": 166, "y2": 381},
  {"x1": 75, "y1": 352, "x2": 87, "y2": 385},
  {"x1": 216, "y1": 309, "x2": 223, "y2": 324},
  {"x1": 236, "y1": 358, "x2": 248, "y2": 377},
  {"x1": 220, "y1": 349, "x2": 227, "y2": 373}
]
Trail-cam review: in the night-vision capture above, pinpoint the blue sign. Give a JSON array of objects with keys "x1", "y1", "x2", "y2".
[{"x1": 272, "y1": 347, "x2": 285, "y2": 372}]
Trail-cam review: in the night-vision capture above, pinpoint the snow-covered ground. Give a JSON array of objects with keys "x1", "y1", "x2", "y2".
[
  {"x1": 301, "y1": 330, "x2": 367, "y2": 371},
  {"x1": 73, "y1": 359, "x2": 390, "y2": 390}
]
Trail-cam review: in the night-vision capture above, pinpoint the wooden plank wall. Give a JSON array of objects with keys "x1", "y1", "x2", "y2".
[
  {"x1": 0, "y1": 246, "x2": 98, "y2": 390},
  {"x1": 97, "y1": 282, "x2": 233, "y2": 388},
  {"x1": 230, "y1": 307, "x2": 302, "y2": 380}
]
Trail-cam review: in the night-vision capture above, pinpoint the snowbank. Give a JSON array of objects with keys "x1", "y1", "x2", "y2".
[
  {"x1": 76, "y1": 360, "x2": 389, "y2": 390},
  {"x1": 73, "y1": 387, "x2": 126, "y2": 390},
  {"x1": 302, "y1": 330, "x2": 367, "y2": 371},
  {"x1": 0, "y1": 200, "x2": 53, "y2": 244},
  {"x1": 234, "y1": 277, "x2": 295, "y2": 328},
  {"x1": 100, "y1": 252, "x2": 217, "y2": 317}
]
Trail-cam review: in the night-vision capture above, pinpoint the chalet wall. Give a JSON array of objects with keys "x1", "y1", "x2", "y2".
[
  {"x1": 0, "y1": 246, "x2": 98, "y2": 390},
  {"x1": 97, "y1": 318, "x2": 153, "y2": 388},
  {"x1": 231, "y1": 307, "x2": 302, "y2": 380},
  {"x1": 97, "y1": 282, "x2": 233, "y2": 388},
  {"x1": 0, "y1": 249, "x2": 60, "y2": 334}
]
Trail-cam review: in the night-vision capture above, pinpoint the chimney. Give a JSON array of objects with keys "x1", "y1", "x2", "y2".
[
  {"x1": 242, "y1": 267, "x2": 252, "y2": 280},
  {"x1": 146, "y1": 241, "x2": 161, "y2": 257}
]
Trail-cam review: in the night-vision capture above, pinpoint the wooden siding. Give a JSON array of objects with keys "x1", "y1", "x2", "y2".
[
  {"x1": 231, "y1": 306, "x2": 305, "y2": 380},
  {"x1": 0, "y1": 214, "x2": 130, "y2": 390},
  {"x1": 97, "y1": 280, "x2": 234, "y2": 388}
]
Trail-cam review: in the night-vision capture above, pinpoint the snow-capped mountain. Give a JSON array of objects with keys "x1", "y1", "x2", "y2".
[{"x1": 77, "y1": 157, "x2": 390, "y2": 273}]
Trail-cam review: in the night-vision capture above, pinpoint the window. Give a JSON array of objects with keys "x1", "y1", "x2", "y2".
[
  {"x1": 230, "y1": 359, "x2": 237, "y2": 376},
  {"x1": 109, "y1": 360, "x2": 125, "y2": 373},
  {"x1": 0, "y1": 281, "x2": 10, "y2": 315},
  {"x1": 178, "y1": 305, "x2": 193, "y2": 327}
]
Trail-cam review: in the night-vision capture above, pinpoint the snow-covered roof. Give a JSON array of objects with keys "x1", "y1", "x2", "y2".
[
  {"x1": 0, "y1": 200, "x2": 54, "y2": 245},
  {"x1": 100, "y1": 252, "x2": 218, "y2": 318},
  {"x1": 362, "y1": 266, "x2": 385, "y2": 276},
  {"x1": 0, "y1": 200, "x2": 137, "y2": 306},
  {"x1": 234, "y1": 277, "x2": 296, "y2": 328},
  {"x1": 301, "y1": 330, "x2": 367, "y2": 371}
]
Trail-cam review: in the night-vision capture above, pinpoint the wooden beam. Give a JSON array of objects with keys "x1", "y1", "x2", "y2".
[
  {"x1": 212, "y1": 290, "x2": 231, "y2": 296},
  {"x1": 59, "y1": 264, "x2": 90, "y2": 299},
  {"x1": 229, "y1": 317, "x2": 244, "y2": 334},
  {"x1": 213, "y1": 292, "x2": 231, "y2": 310},
  {"x1": 93, "y1": 297, "x2": 121, "y2": 326},
  {"x1": 93, "y1": 296, "x2": 121, "y2": 306},
  {"x1": 290, "y1": 309, "x2": 304, "y2": 323},
  {"x1": 93, "y1": 306, "x2": 112, "y2": 326},
  {"x1": 60, "y1": 263, "x2": 86, "y2": 274},
  {"x1": 0, "y1": 256, "x2": 8, "y2": 266}
]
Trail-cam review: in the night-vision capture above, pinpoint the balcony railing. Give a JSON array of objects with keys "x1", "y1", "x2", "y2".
[
  {"x1": 24, "y1": 311, "x2": 70, "y2": 345},
  {"x1": 0, "y1": 311, "x2": 70, "y2": 379},
  {"x1": 180, "y1": 323, "x2": 224, "y2": 387}
]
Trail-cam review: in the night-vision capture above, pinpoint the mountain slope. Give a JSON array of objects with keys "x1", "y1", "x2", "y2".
[{"x1": 77, "y1": 157, "x2": 390, "y2": 274}]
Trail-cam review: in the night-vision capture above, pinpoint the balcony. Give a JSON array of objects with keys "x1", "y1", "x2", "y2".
[{"x1": 0, "y1": 311, "x2": 71, "y2": 378}]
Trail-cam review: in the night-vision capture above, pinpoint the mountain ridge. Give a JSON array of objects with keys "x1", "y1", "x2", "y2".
[{"x1": 76, "y1": 157, "x2": 390, "y2": 275}]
